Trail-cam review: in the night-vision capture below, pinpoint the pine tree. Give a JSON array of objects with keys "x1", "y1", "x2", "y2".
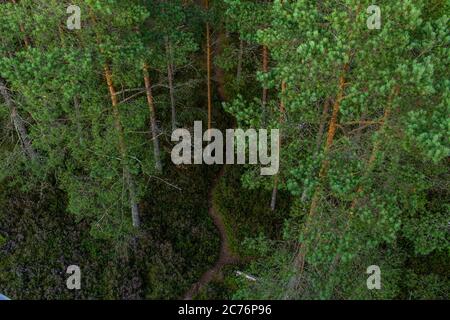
[{"x1": 224, "y1": 0, "x2": 449, "y2": 299}]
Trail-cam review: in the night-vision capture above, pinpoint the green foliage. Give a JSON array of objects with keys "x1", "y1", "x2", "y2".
[
  {"x1": 0, "y1": 0, "x2": 447, "y2": 300},
  {"x1": 213, "y1": 166, "x2": 290, "y2": 256},
  {"x1": 0, "y1": 0, "x2": 217, "y2": 299},
  {"x1": 221, "y1": 0, "x2": 449, "y2": 300}
]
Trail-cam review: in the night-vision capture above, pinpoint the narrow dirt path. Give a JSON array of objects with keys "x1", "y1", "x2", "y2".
[
  {"x1": 183, "y1": 31, "x2": 238, "y2": 300},
  {"x1": 183, "y1": 166, "x2": 239, "y2": 300}
]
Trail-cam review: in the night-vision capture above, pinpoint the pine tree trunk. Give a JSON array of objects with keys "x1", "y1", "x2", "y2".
[
  {"x1": 307, "y1": 65, "x2": 349, "y2": 214},
  {"x1": 143, "y1": 63, "x2": 163, "y2": 173},
  {"x1": 322, "y1": 86, "x2": 401, "y2": 289},
  {"x1": 0, "y1": 77, "x2": 37, "y2": 161},
  {"x1": 291, "y1": 64, "x2": 349, "y2": 288},
  {"x1": 262, "y1": 45, "x2": 269, "y2": 108},
  {"x1": 104, "y1": 66, "x2": 140, "y2": 228},
  {"x1": 270, "y1": 176, "x2": 278, "y2": 211},
  {"x1": 270, "y1": 81, "x2": 286, "y2": 211},
  {"x1": 165, "y1": 38, "x2": 177, "y2": 132},
  {"x1": 88, "y1": 7, "x2": 140, "y2": 228},
  {"x1": 205, "y1": 0, "x2": 212, "y2": 130}
]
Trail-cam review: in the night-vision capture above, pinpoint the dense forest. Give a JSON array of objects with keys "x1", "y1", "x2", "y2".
[{"x1": 0, "y1": 0, "x2": 448, "y2": 300}]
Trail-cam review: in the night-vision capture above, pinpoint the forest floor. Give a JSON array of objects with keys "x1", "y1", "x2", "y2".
[{"x1": 183, "y1": 166, "x2": 240, "y2": 300}]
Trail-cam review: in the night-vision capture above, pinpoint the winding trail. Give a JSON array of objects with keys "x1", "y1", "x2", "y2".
[
  {"x1": 183, "y1": 31, "x2": 239, "y2": 300},
  {"x1": 183, "y1": 166, "x2": 240, "y2": 300}
]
